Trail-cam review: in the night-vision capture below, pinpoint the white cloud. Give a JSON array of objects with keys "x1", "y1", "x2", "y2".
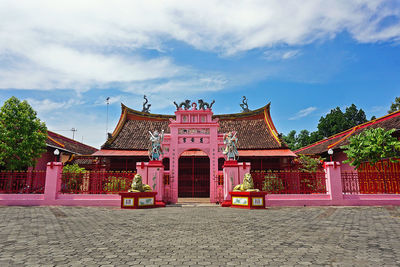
[
  {"x1": 264, "y1": 49, "x2": 301, "y2": 60},
  {"x1": 289, "y1": 107, "x2": 317, "y2": 120},
  {"x1": 26, "y1": 98, "x2": 85, "y2": 113},
  {"x1": 0, "y1": 0, "x2": 399, "y2": 92}
]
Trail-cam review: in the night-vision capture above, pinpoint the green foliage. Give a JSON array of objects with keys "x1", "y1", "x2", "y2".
[
  {"x1": 104, "y1": 176, "x2": 129, "y2": 192},
  {"x1": 282, "y1": 130, "x2": 322, "y2": 150},
  {"x1": 296, "y1": 154, "x2": 323, "y2": 172},
  {"x1": 301, "y1": 176, "x2": 325, "y2": 193},
  {"x1": 282, "y1": 130, "x2": 297, "y2": 150},
  {"x1": 262, "y1": 173, "x2": 284, "y2": 193},
  {"x1": 0, "y1": 97, "x2": 47, "y2": 170},
  {"x1": 62, "y1": 164, "x2": 86, "y2": 192},
  {"x1": 343, "y1": 128, "x2": 400, "y2": 169},
  {"x1": 318, "y1": 105, "x2": 367, "y2": 138},
  {"x1": 63, "y1": 164, "x2": 86, "y2": 174},
  {"x1": 388, "y1": 96, "x2": 400, "y2": 114}
]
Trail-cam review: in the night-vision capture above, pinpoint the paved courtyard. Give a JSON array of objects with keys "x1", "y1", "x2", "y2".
[{"x1": 0, "y1": 205, "x2": 400, "y2": 266}]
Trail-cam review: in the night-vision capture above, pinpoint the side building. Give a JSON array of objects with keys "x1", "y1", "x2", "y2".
[
  {"x1": 35, "y1": 131, "x2": 98, "y2": 170},
  {"x1": 295, "y1": 110, "x2": 400, "y2": 171}
]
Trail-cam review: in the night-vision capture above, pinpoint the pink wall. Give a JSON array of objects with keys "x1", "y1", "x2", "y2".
[
  {"x1": 1, "y1": 161, "x2": 400, "y2": 206},
  {"x1": 333, "y1": 151, "x2": 355, "y2": 172}
]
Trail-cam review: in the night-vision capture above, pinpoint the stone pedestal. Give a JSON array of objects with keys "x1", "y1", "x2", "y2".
[
  {"x1": 119, "y1": 192, "x2": 160, "y2": 209},
  {"x1": 136, "y1": 161, "x2": 165, "y2": 202},
  {"x1": 229, "y1": 191, "x2": 267, "y2": 209},
  {"x1": 222, "y1": 160, "x2": 251, "y2": 201}
]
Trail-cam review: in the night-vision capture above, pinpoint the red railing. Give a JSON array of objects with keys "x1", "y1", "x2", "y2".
[
  {"x1": 61, "y1": 171, "x2": 136, "y2": 194},
  {"x1": 342, "y1": 171, "x2": 400, "y2": 194},
  {"x1": 0, "y1": 171, "x2": 46, "y2": 194},
  {"x1": 251, "y1": 170, "x2": 327, "y2": 194}
]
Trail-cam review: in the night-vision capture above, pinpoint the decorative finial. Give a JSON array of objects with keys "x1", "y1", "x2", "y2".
[
  {"x1": 240, "y1": 96, "x2": 250, "y2": 112},
  {"x1": 173, "y1": 100, "x2": 191, "y2": 110},
  {"x1": 142, "y1": 95, "x2": 151, "y2": 113},
  {"x1": 198, "y1": 99, "x2": 215, "y2": 110}
]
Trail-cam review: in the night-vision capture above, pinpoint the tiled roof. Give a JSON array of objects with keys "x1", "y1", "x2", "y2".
[
  {"x1": 47, "y1": 131, "x2": 98, "y2": 155},
  {"x1": 295, "y1": 110, "x2": 400, "y2": 155},
  {"x1": 102, "y1": 103, "x2": 287, "y2": 150}
]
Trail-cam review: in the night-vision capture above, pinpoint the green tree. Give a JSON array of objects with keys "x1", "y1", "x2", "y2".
[
  {"x1": 343, "y1": 128, "x2": 400, "y2": 169},
  {"x1": 297, "y1": 130, "x2": 311, "y2": 149},
  {"x1": 344, "y1": 104, "x2": 367, "y2": 128},
  {"x1": 282, "y1": 130, "x2": 297, "y2": 150},
  {"x1": 388, "y1": 96, "x2": 400, "y2": 114},
  {"x1": 0, "y1": 97, "x2": 47, "y2": 170},
  {"x1": 318, "y1": 105, "x2": 367, "y2": 138},
  {"x1": 317, "y1": 107, "x2": 347, "y2": 137},
  {"x1": 283, "y1": 130, "x2": 323, "y2": 151},
  {"x1": 309, "y1": 131, "x2": 323, "y2": 144}
]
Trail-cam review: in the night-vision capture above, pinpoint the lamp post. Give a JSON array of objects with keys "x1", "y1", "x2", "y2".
[
  {"x1": 328, "y1": 148, "x2": 333, "y2": 162},
  {"x1": 54, "y1": 149, "x2": 60, "y2": 162},
  {"x1": 106, "y1": 97, "x2": 110, "y2": 138}
]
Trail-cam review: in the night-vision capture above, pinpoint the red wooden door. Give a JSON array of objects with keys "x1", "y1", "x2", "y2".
[{"x1": 178, "y1": 157, "x2": 210, "y2": 197}]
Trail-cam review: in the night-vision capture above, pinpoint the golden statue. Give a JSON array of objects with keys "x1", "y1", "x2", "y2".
[
  {"x1": 128, "y1": 174, "x2": 152, "y2": 192},
  {"x1": 233, "y1": 173, "x2": 259, "y2": 192}
]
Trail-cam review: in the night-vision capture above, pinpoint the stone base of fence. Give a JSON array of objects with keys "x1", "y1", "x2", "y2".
[{"x1": 264, "y1": 194, "x2": 400, "y2": 206}]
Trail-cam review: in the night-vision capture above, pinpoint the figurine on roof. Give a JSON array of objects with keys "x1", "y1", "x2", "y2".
[
  {"x1": 142, "y1": 95, "x2": 151, "y2": 113},
  {"x1": 149, "y1": 130, "x2": 164, "y2": 160},
  {"x1": 173, "y1": 100, "x2": 191, "y2": 110},
  {"x1": 240, "y1": 96, "x2": 250, "y2": 112},
  {"x1": 223, "y1": 131, "x2": 239, "y2": 160},
  {"x1": 198, "y1": 99, "x2": 215, "y2": 110}
]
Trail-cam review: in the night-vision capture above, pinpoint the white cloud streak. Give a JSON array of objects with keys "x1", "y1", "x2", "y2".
[
  {"x1": 26, "y1": 98, "x2": 85, "y2": 113},
  {"x1": 0, "y1": 0, "x2": 399, "y2": 93},
  {"x1": 289, "y1": 107, "x2": 317, "y2": 120}
]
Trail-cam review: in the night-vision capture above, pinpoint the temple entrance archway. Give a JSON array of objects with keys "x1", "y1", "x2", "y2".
[
  {"x1": 178, "y1": 152, "x2": 210, "y2": 198},
  {"x1": 161, "y1": 104, "x2": 225, "y2": 203}
]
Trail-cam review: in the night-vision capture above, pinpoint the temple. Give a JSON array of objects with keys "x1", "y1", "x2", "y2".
[{"x1": 90, "y1": 101, "x2": 296, "y2": 201}]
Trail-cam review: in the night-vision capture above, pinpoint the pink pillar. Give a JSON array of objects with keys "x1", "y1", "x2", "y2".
[
  {"x1": 136, "y1": 161, "x2": 165, "y2": 202},
  {"x1": 325, "y1": 162, "x2": 343, "y2": 202},
  {"x1": 44, "y1": 162, "x2": 63, "y2": 201},
  {"x1": 222, "y1": 161, "x2": 251, "y2": 201}
]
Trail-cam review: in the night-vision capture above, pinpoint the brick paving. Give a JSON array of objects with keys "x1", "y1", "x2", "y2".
[{"x1": 0, "y1": 205, "x2": 400, "y2": 266}]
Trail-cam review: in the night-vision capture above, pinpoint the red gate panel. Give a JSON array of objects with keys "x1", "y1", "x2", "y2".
[{"x1": 178, "y1": 157, "x2": 210, "y2": 197}]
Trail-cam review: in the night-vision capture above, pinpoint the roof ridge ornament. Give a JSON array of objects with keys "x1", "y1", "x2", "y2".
[
  {"x1": 198, "y1": 99, "x2": 215, "y2": 110},
  {"x1": 173, "y1": 100, "x2": 191, "y2": 110},
  {"x1": 142, "y1": 95, "x2": 151, "y2": 113},
  {"x1": 240, "y1": 96, "x2": 250, "y2": 112}
]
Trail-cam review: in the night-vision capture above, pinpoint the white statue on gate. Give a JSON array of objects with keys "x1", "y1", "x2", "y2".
[
  {"x1": 149, "y1": 130, "x2": 164, "y2": 161},
  {"x1": 223, "y1": 131, "x2": 239, "y2": 160}
]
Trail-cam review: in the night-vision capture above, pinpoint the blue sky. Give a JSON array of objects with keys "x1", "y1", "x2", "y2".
[{"x1": 0, "y1": 1, "x2": 399, "y2": 148}]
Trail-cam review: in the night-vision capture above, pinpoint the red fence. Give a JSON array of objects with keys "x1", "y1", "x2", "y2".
[
  {"x1": 342, "y1": 159, "x2": 400, "y2": 194},
  {"x1": 342, "y1": 171, "x2": 400, "y2": 194},
  {"x1": 61, "y1": 171, "x2": 136, "y2": 194},
  {"x1": 0, "y1": 171, "x2": 46, "y2": 194},
  {"x1": 251, "y1": 171, "x2": 327, "y2": 194}
]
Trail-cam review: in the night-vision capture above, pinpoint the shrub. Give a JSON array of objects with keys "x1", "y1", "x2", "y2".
[
  {"x1": 103, "y1": 176, "x2": 129, "y2": 193},
  {"x1": 262, "y1": 173, "x2": 284, "y2": 193},
  {"x1": 62, "y1": 164, "x2": 86, "y2": 193}
]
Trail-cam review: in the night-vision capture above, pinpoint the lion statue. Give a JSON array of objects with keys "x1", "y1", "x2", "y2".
[
  {"x1": 233, "y1": 173, "x2": 259, "y2": 192},
  {"x1": 128, "y1": 174, "x2": 152, "y2": 192}
]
